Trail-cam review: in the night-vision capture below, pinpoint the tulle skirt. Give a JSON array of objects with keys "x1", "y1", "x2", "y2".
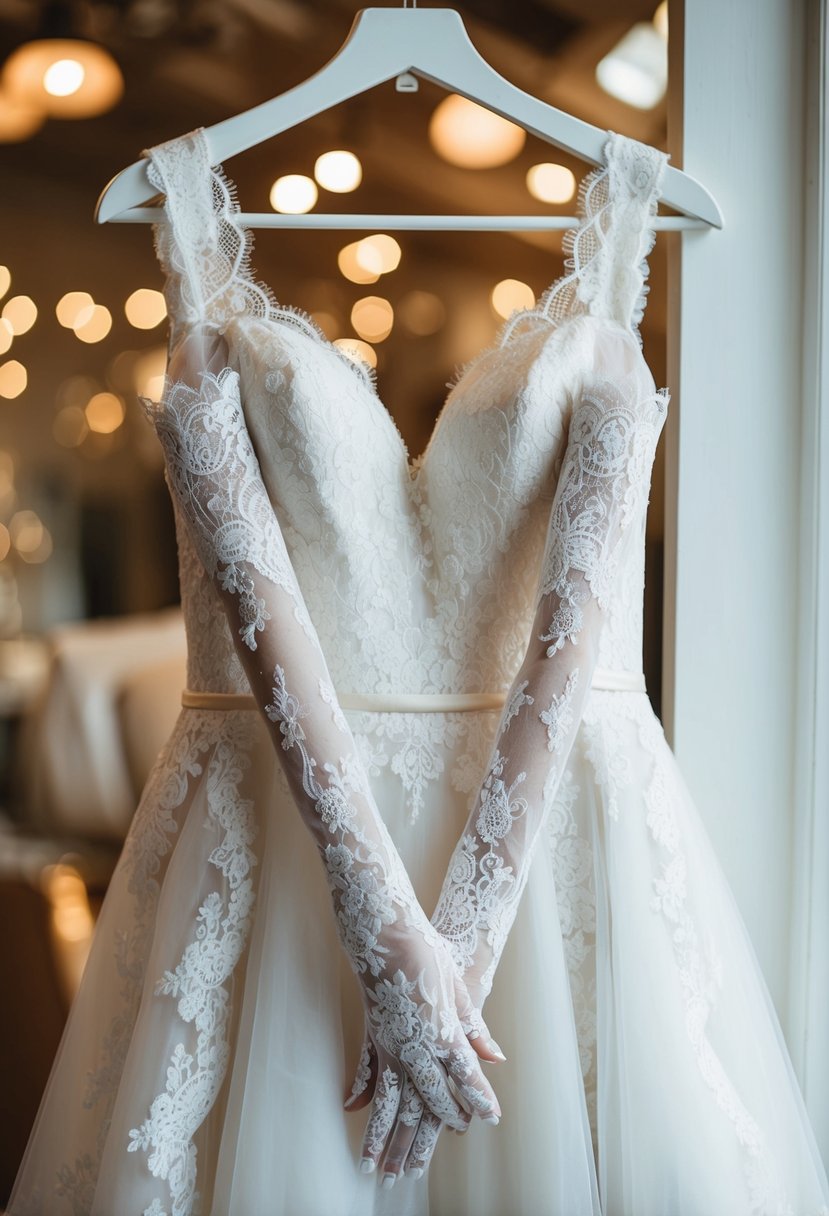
[{"x1": 8, "y1": 691, "x2": 829, "y2": 1216}]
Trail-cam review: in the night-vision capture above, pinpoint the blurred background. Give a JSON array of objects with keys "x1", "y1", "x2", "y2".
[{"x1": 0, "y1": 0, "x2": 670, "y2": 1200}]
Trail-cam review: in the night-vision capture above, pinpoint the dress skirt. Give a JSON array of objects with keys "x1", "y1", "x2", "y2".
[{"x1": 8, "y1": 692, "x2": 829, "y2": 1216}]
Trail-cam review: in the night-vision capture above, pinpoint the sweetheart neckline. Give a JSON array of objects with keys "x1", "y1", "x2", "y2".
[
  {"x1": 191, "y1": 128, "x2": 611, "y2": 473},
  {"x1": 149, "y1": 127, "x2": 666, "y2": 474}
]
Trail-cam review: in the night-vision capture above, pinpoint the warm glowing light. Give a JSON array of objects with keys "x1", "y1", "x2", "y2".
[
  {"x1": 56, "y1": 291, "x2": 95, "y2": 328},
  {"x1": 74, "y1": 304, "x2": 112, "y2": 343},
  {"x1": 269, "y1": 174, "x2": 318, "y2": 214},
  {"x1": 358, "y1": 234, "x2": 401, "y2": 275},
  {"x1": 0, "y1": 267, "x2": 10, "y2": 298},
  {"x1": 653, "y1": 1, "x2": 668, "y2": 39},
  {"x1": 351, "y1": 296, "x2": 394, "y2": 343},
  {"x1": 19, "y1": 528, "x2": 52, "y2": 564},
  {"x1": 47, "y1": 865, "x2": 93, "y2": 939},
  {"x1": 53, "y1": 405, "x2": 89, "y2": 448},
  {"x1": 9, "y1": 509, "x2": 43, "y2": 555},
  {"x1": 334, "y1": 337, "x2": 377, "y2": 369},
  {"x1": 398, "y1": 290, "x2": 445, "y2": 336},
  {"x1": 43, "y1": 58, "x2": 85, "y2": 97},
  {"x1": 429, "y1": 94, "x2": 526, "y2": 169},
  {"x1": 2, "y1": 294, "x2": 37, "y2": 335},
  {"x1": 0, "y1": 89, "x2": 44, "y2": 142},
  {"x1": 2, "y1": 39, "x2": 124, "y2": 119},
  {"x1": 0, "y1": 450, "x2": 14, "y2": 511},
  {"x1": 338, "y1": 241, "x2": 379, "y2": 285},
  {"x1": 491, "y1": 278, "x2": 535, "y2": 320},
  {"x1": 0, "y1": 359, "x2": 26, "y2": 398},
  {"x1": 526, "y1": 163, "x2": 576, "y2": 205},
  {"x1": 0, "y1": 319, "x2": 12, "y2": 356},
  {"x1": 41, "y1": 862, "x2": 95, "y2": 999},
  {"x1": 124, "y1": 288, "x2": 167, "y2": 329},
  {"x1": 134, "y1": 347, "x2": 167, "y2": 400},
  {"x1": 314, "y1": 150, "x2": 362, "y2": 193},
  {"x1": 338, "y1": 235, "x2": 401, "y2": 284},
  {"x1": 595, "y1": 23, "x2": 668, "y2": 110},
  {"x1": 85, "y1": 391, "x2": 125, "y2": 434},
  {"x1": 0, "y1": 524, "x2": 9, "y2": 561}
]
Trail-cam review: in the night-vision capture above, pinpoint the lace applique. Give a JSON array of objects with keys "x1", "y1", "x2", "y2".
[
  {"x1": 431, "y1": 376, "x2": 668, "y2": 1009},
  {"x1": 143, "y1": 128, "x2": 377, "y2": 391},
  {"x1": 539, "y1": 668, "x2": 579, "y2": 752},
  {"x1": 47, "y1": 715, "x2": 217, "y2": 1215},
  {"x1": 503, "y1": 679, "x2": 534, "y2": 729},
  {"x1": 503, "y1": 133, "x2": 668, "y2": 348},
  {"x1": 127, "y1": 714, "x2": 259, "y2": 1216},
  {"x1": 350, "y1": 711, "x2": 466, "y2": 824},
  {"x1": 141, "y1": 367, "x2": 316, "y2": 650},
  {"x1": 545, "y1": 765, "x2": 597, "y2": 1142}
]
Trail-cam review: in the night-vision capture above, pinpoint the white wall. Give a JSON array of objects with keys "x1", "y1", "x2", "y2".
[{"x1": 664, "y1": 0, "x2": 806, "y2": 1053}]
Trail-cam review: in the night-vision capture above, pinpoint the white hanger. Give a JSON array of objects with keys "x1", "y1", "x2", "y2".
[{"x1": 95, "y1": 4, "x2": 723, "y2": 231}]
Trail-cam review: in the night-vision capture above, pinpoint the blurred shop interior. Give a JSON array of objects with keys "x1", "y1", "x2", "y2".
[{"x1": 0, "y1": 0, "x2": 670, "y2": 1200}]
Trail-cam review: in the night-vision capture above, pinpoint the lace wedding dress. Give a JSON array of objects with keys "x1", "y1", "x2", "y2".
[{"x1": 8, "y1": 129, "x2": 829, "y2": 1216}]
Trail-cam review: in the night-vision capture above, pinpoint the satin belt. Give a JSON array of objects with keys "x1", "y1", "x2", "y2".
[{"x1": 181, "y1": 667, "x2": 646, "y2": 713}]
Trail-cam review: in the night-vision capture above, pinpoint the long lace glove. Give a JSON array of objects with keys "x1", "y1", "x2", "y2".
[
  {"x1": 346, "y1": 329, "x2": 669, "y2": 1182},
  {"x1": 141, "y1": 327, "x2": 501, "y2": 1146}
]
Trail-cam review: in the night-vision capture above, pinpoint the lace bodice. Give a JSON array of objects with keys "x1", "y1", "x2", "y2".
[{"x1": 143, "y1": 128, "x2": 667, "y2": 701}]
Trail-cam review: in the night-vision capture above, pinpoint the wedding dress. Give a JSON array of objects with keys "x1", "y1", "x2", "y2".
[{"x1": 8, "y1": 127, "x2": 829, "y2": 1216}]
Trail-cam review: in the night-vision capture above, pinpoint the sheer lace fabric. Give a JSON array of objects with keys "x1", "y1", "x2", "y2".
[
  {"x1": 140, "y1": 327, "x2": 498, "y2": 1152},
  {"x1": 432, "y1": 325, "x2": 668, "y2": 1009},
  {"x1": 6, "y1": 123, "x2": 829, "y2": 1216}
]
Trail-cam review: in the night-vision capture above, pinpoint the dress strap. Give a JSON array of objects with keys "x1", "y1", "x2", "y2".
[
  {"x1": 141, "y1": 127, "x2": 274, "y2": 337},
  {"x1": 503, "y1": 130, "x2": 669, "y2": 344}
]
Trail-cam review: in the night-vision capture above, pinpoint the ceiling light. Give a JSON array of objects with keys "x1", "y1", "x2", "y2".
[
  {"x1": 357, "y1": 234, "x2": 401, "y2": 275},
  {"x1": 314, "y1": 150, "x2": 362, "y2": 193},
  {"x1": 526, "y1": 163, "x2": 576, "y2": 205},
  {"x1": 269, "y1": 174, "x2": 318, "y2": 214},
  {"x1": 351, "y1": 296, "x2": 394, "y2": 343},
  {"x1": 2, "y1": 39, "x2": 123, "y2": 119},
  {"x1": 0, "y1": 359, "x2": 27, "y2": 398},
  {"x1": 338, "y1": 241, "x2": 380, "y2": 285},
  {"x1": 595, "y1": 22, "x2": 668, "y2": 110},
  {"x1": 56, "y1": 290, "x2": 94, "y2": 328},
  {"x1": 491, "y1": 279, "x2": 535, "y2": 320},
  {"x1": 124, "y1": 288, "x2": 167, "y2": 329},
  {"x1": 2, "y1": 295, "x2": 37, "y2": 335},
  {"x1": 73, "y1": 304, "x2": 111, "y2": 343},
  {"x1": 429, "y1": 94, "x2": 526, "y2": 169},
  {"x1": 85, "y1": 391, "x2": 125, "y2": 434}
]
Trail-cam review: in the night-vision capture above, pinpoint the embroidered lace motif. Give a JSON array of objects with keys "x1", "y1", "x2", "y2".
[
  {"x1": 502, "y1": 133, "x2": 666, "y2": 348},
  {"x1": 143, "y1": 128, "x2": 376, "y2": 390},
  {"x1": 138, "y1": 345, "x2": 500, "y2": 1208},
  {"x1": 127, "y1": 716, "x2": 259, "y2": 1216},
  {"x1": 431, "y1": 370, "x2": 669, "y2": 1008}
]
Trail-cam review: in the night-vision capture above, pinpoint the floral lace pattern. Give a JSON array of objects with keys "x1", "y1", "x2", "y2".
[
  {"x1": 11, "y1": 120, "x2": 824, "y2": 1216},
  {"x1": 136, "y1": 345, "x2": 502, "y2": 1207},
  {"x1": 431, "y1": 377, "x2": 668, "y2": 1008},
  {"x1": 126, "y1": 715, "x2": 258, "y2": 1216}
]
